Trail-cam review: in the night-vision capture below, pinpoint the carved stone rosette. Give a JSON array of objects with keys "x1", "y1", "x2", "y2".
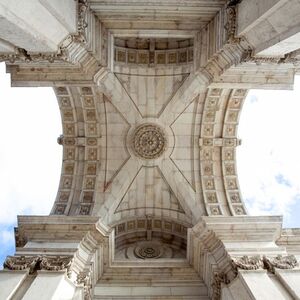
[
  {"x1": 132, "y1": 123, "x2": 167, "y2": 159},
  {"x1": 134, "y1": 242, "x2": 163, "y2": 259}
]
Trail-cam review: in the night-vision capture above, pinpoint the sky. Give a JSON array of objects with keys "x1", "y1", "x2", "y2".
[
  {"x1": 0, "y1": 62, "x2": 62, "y2": 266},
  {"x1": 0, "y1": 62, "x2": 300, "y2": 266}
]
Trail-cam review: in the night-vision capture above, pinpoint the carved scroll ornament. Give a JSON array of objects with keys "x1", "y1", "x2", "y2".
[
  {"x1": 40, "y1": 256, "x2": 72, "y2": 272},
  {"x1": 232, "y1": 255, "x2": 264, "y2": 270},
  {"x1": 3, "y1": 256, "x2": 39, "y2": 274},
  {"x1": 263, "y1": 255, "x2": 299, "y2": 273},
  {"x1": 3, "y1": 255, "x2": 72, "y2": 274}
]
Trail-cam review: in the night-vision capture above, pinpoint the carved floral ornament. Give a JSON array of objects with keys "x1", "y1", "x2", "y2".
[
  {"x1": 132, "y1": 123, "x2": 167, "y2": 159},
  {"x1": 211, "y1": 254, "x2": 299, "y2": 300},
  {"x1": 4, "y1": 254, "x2": 93, "y2": 299},
  {"x1": 231, "y1": 254, "x2": 299, "y2": 273},
  {"x1": 3, "y1": 255, "x2": 92, "y2": 300},
  {"x1": 211, "y1": 272, "x2": 230, "y2": 300},
  {"x1": 3, "y1": 255, "x2": 73, "y2": 274},
  {"x1": 76, "y1": 270, "x2": 92, "y2": 300}
]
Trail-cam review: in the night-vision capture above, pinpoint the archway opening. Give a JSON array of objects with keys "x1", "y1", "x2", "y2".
[
  {"x1": 237, "y1": 76, "x2": 300, "y2": 228},
  {"x1": 0, "y1": 62, "x2": 62, "y2": 265}
]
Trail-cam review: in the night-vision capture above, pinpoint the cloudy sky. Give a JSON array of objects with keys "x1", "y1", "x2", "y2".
[
  {"x1": 0, "y1": 62, "x2": 62, "y2": 265},
  {"x1": 0, "y1": 62, "x2": 300, "y2": 266}
]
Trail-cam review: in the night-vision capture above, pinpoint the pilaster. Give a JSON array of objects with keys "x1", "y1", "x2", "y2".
[
  {"x1": 188, "y1": 216, "x2": 300, "y2": 299},
  {"x1": 2, "y1": 215, "x2": 111, "y2": 300}
]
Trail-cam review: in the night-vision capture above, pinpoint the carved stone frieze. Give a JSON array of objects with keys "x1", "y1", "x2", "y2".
[
  {"x1": 3, "y1": 255, "x2": 73, "y2": 274},
  {"x1": 225, "y1": 1, "x2": 243, "y2": 44},
  {"x1": 232, "y1": 255, "x2": 264, "y2": 270},
  {"x1": 243, "y1": 48, "x2": 300, "y2": 66},
  {"x1": 3, "y1": 256, "x2": 40, "y2": 274},
  {"x1": 0, "y1": 47, "x2": 68, "y2": 63},
  {"x1": 263, "y1": 255, "x2": 299, "y2": 273},
  {"x1": 40, "y1": 256, "x2": 73, "y2": 273},
  {"x1": 199, "y1": 138, "x2": 241, "y2": 148},
  {"x1": 232, "y1": 254, "x2": 298, "y2": 274},
  {"x1": 211, "y1": 253, "x2": 297, "y2": 299}
]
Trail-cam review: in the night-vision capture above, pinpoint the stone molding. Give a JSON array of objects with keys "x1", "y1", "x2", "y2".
[
  {"x1": 200, "y1": 88, "x2": 247, "y2": 216},
  {"x1": 2, "y1": 0, "x2": 300, "y2": 87},
  {"x1": 114, "y1": 45, "x2": 194, "y2": 67},
  {"x1": 0, "y1": 0, "x2": 88, "y2": 64},
  {"x1": 223, "y1": 0, "x2": 300, "y2": 68},
  {"x1": 225, "y1": 0, "x2": 243, "y2": 44},
  {"x1": 243, "y1": 48, "x2": 300, "y2": 66},
  {"x1": 52, "y1": 86, "x2": 101, "y2": 216}
]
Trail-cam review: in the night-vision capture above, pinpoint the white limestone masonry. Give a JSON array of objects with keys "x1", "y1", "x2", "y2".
[{"x1": 0, "y1": 0, "x2": 300, "y2": 299}]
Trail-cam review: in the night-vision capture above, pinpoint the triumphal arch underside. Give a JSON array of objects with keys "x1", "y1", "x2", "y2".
[{"x1": 1, "y1": 0, "x2": 300, "y2": 299}]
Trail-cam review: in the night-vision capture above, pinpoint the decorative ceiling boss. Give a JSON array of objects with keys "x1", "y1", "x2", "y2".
[{"x1": 132, "y1": 123, "x2": 167, "y2": 160}]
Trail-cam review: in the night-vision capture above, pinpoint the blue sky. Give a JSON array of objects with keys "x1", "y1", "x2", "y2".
[{"x1": 0, "y1": 62, "x2": 300, "y2": 266}]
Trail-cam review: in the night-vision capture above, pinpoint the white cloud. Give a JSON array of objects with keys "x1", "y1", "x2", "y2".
[{"x1": 237, "y1": 77, "x2": 300, "y2": 224}]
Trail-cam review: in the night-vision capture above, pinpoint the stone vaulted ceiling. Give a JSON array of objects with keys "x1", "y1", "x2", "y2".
[
  {"x1": 5, "y1": 0, "x2": 288, "y2": 229},
  {"x1": 2, "y1": 1, "x2": 300, "y2": 299},
  {"x1": 35, "y1": 0, "x2": 250, "y2": 228}
]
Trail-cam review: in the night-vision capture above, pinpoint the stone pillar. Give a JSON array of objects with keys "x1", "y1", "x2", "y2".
[{"x1": 2, "y1": 216, "x2": 111, "y2": 300}]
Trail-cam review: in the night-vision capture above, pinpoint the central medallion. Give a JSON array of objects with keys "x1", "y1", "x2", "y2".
[
  {"x1": 132, "y1": 123, "x2": 167, "y2": 159},
  {"x1": 134, "y1": 242, "x2": 163, "y2": 259}
]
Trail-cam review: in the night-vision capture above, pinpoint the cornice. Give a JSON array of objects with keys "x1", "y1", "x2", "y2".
[{"x1": 0, "y1": 0, "x2": 88, "y2": 64}]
